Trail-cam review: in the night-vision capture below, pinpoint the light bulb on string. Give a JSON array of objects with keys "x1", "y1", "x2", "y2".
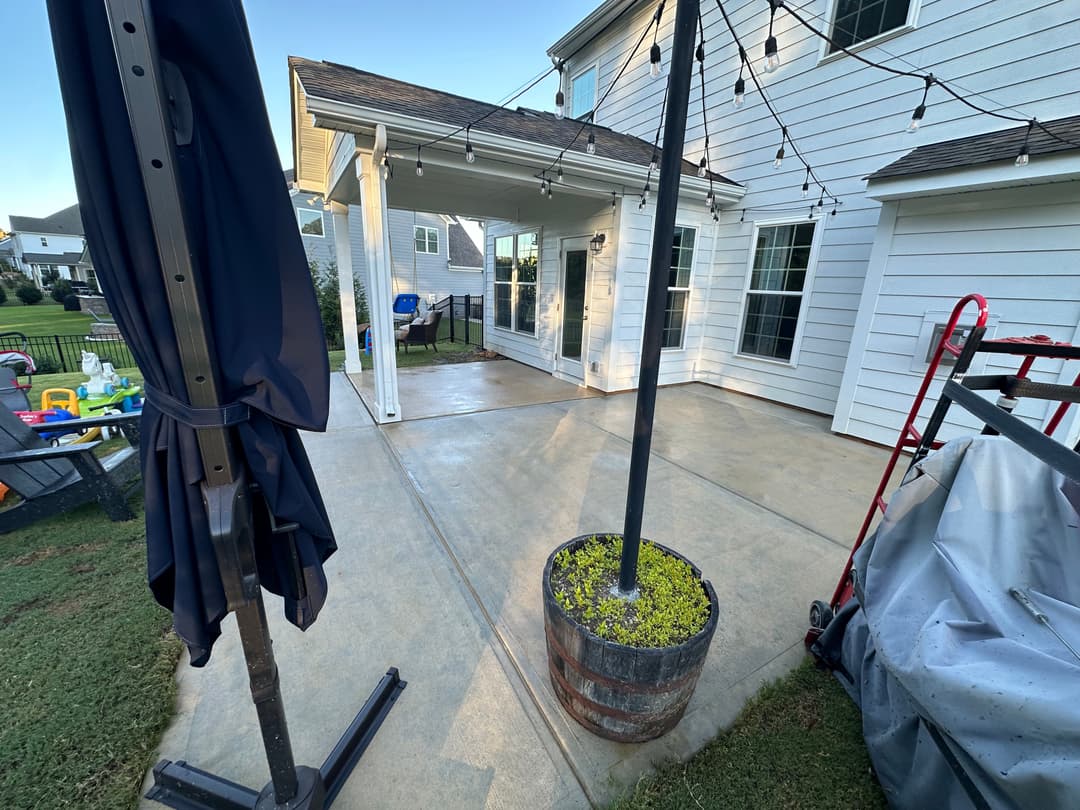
[
  {"x1": 548, "y1": 184, "x2": 553, "y2": 200},
  {"x1": 1016, "y1": 120, "x2": 1034, "y2": 167},
  {"x1": 539, "y1": 176, "x2": 548, "y2": 196},
  {"x1": 773, "y1": 128, "x2": 786, "y2": 169},
  {"x1": 650, "y1": 43, "x2": 663, "y2": 79},
  {"x1": 416, "y1": 146, "x2": 424, "y2": 177},
  {"x1": 763, "y1": 2, "x2": 779, "y2": 73},
  {"x1": 381, "y1": 153, "x2": 391, "y2": 180},
  {"x1": 650, "y1": 152, "x2": 659, "y2": 173},
  {"x1": 643, "y1": 181, "x2": 651, "y2": 200},
  {"x1": 705, "y1": 189, "x2": 715, "y2": 208},
  {"x1": 465, "y1": 143, "x2": 475, "y2": 164},
  {"x1": 733, "y1": 75, "x2": 745, "y2": 108},
  {"x1": 801, "y1": 169, "x2": 810, "y2": 198},
  {"x1": 555, "y1": 61, "x2": 565, "y2": 120},
  {"x1": 557, "y1": 163, "x2": 564, "y2": 182},
  {"x1": 587, "y1": 130, "x2": 596, "y2": 155},
  {"x1": 697, "y1": 156, "x2": 707, "y2": 178},
  {"x1": 611, "y1": 191, "x2": 617, "y2": 210},
  {"x1": 907, "y1": 76, "x2": 933, "y2": 133}
]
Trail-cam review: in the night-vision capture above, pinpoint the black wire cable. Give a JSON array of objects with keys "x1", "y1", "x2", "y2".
[
  {"x1": 777, "y1": 0, "x2": 1080, "y2": 150},
  {"x1": 715, "y1": 0, "x2": 836, "y2": 203},
  {"x1": 541, "y1": 0, "x2": 664, "y2": 176}
]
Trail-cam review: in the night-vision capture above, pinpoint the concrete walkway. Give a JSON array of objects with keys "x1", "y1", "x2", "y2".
[{"x1": 146, "y1": 371, "x2": 894, "y2": 808}]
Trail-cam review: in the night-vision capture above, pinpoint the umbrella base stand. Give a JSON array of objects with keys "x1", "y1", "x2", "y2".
[{"x1": 147, "y1": 667, "x2": 406, "y2": 810}]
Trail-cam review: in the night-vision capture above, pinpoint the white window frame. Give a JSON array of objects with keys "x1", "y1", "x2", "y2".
[
  {"x1": 662, "y1": 224, "x2": 698, "y2": 352},
  {"x1": 569, "y1": 62, "x2": 599, "y2": 121},
  {"x1": 414, "y1": 225, "x2": 440, "y2": 255},
  {"x1": 296, "y1": 208, "x2": 324, "y2": 237},
  {"x1": 492, "y1": 230, "x2": 540, "y2": 338},
  {"x1": 817, "y1": 0, "x2": 921, "y2": 65},
  {"x1": 734, "y1": 216, "x2": 824, "y2": 368}
]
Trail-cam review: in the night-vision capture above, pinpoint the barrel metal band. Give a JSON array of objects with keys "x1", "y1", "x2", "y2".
[{"x1": 143, "y1": 382, "x2": 250, "y2": 428}]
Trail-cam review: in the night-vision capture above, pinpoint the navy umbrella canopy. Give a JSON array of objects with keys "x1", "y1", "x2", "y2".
[{"x1": 47, "y1": 0, "x2": 336, "y2": 666}]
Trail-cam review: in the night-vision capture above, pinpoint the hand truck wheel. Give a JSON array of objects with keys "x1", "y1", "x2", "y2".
[{"x1": 809, "y1": 600, "x2": 833, "y2": 631}]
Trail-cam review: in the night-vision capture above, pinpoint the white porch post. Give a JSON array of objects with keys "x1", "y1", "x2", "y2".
[
  {"x1": 330, "y1": 202, "x2": 362, "y2": 374},
  {"x1": 356, "y1": 151, "x2": 401, "y2": 423}
]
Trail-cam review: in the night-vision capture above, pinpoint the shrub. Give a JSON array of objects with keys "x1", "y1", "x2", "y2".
[
  {"x1": 63, "y1": 294, "x2": 81, "y2": 312},
  {"x1": 34, "y1": 356, "x2": 62, "y2": 375},
  {"x1": 0, "y1": 284, "x2": 7, "y2": 305},
  {"x1": 16, "y1": 285, "x2": 43, "y2": 305},
  {"x1": 551, "y1": 535, "x2": 711, "y2": 648},
  {"x1": 51, "y1": 280, "x2": 74, "y2": 303},
  {"x1": 310, "y1": 260, "x2": 368, "y2": 351}
]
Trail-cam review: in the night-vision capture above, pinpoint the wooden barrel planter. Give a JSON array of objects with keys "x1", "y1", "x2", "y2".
[{"x1": 542, "y1": 535, "x2": 718, "y2": 743}]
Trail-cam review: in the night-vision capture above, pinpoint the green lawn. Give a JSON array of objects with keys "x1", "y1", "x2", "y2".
[
  {"x1": 609, "y1": 658, "x2": 886, "y2": 810},
  {"x1": 328, "y1": 338, "x2": 485, "y2": 372},
  {"x1": 0, "y1": 302, "x2": 93, "y2": 336},
  {"x1": 0, "y1": 498, "x2": 183, "y2": 809}
]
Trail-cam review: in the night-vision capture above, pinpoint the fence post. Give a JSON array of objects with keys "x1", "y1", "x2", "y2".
[
  {"x1": 54, "y1": 335, "x2": 68, "y2": 372},
  {"x1": 449, "y1": 294, "x2": 455, "y2": 343},
  {"x1": 464, "y1": 295, "x2": 471, "y2": 345}
]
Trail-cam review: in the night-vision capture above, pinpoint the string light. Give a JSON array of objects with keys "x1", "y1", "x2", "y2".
[
  {"x1": 464, "y1": 126, "x2": 475, "y2": 163},
  {"x1": 643, "y1": 180, "x2": 651, "y2": 200},
  {"x1": 816, "y1": 191, "x2": 825, "y2": 212},
  {"x1": 539, "y1": 176, "x2": 548, "y2": 195},
  {"x1": 763, "y1": 1, "x2": 780, "y2": 73},
  {"x1": 650, "y1": 152, "x2": 659, "y2": 172},
  {"x1": 773, "y1": 128, "x2": 786, "y2": 169},
  {"x1": 555, "y1": 62, "x2": 565, "y2": 120},
  {"x1": 381, "y1": 153, "x2": 392, "y2": 180},
  {"x1": 557, "y1": 161, "x2": 564, "y2": 182},
  {"x1": 650, "y1": 1, "x2": 666, "y2": 78},
  {"x1": 831, "y1": 198, "x2": 839, "y2": 216},
  {"x1": 587, "y1": 130, "x2": 596, "y2": 155},
  {"x1": 801, "y1": 168, "x2": 810, "y2": 198},
  {"x1": 705, "y1": 189, "x2": 715, "y2": 208},
  {"x1": 612, "y1": 191, "x2": 617, "y2": 210},
  {"x1": 1016, "y1": 120, "x2": 1034, "y2": 167},
  {"x1": 808, "y1": 206, "x2": 814, "y2": 220},
  {"x1": 733, "y1": 46, "x2": 747, "y2": 107},
  {"x1": 415, "y1": 146, "x2": 424, "y2": 177},
  {"x1": 907, "y1": 76, "x2": 933, "y2": 133},
  {"x1": 697, "y1": 156, "x2": 707, "y2": 177},
  {"x1": 548, "y1": 183, "x2": 553, "y2": 200},
  {"x1": 739, "y1": 209, "x2": 745, "y2": 223}
]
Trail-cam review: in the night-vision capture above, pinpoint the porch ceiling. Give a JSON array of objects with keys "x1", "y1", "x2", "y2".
[{"x1": 289, "y1": 57, "x2": 744, "y2": 219}]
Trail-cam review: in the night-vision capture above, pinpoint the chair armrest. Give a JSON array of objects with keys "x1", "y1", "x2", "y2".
[
  {"x1": 29, "y1": 413, "x2": 140, "y2": 433},
  {"x1": 0, "y1": 442, "x2": 101, "y2": 465}
]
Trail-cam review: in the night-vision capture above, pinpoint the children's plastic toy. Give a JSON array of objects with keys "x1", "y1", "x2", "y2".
[{"x1": 77, "y1": 350, "x2": 142, "y2": 413}]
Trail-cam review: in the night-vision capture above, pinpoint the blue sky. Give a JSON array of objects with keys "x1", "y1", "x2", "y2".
[{"x1": 0, "y1": 0, "x2": 593, "y2": 231}]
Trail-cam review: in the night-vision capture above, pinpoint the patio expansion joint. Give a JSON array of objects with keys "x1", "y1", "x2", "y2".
[
  {"x1": 565, "y1": 410, "x2": 852, "y2": 552},
  {"x1": 371, "y1": 423, "x2": 601, "y2": 809}
]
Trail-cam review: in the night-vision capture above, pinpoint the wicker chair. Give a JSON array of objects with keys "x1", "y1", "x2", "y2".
[{"x1": 395, "y1": 309, "x2": 442, "y2": 352}]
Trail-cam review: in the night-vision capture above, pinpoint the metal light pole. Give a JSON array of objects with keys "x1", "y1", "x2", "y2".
[{"x1": 619, "y1": 0, "x2": 699, "y2": 594}]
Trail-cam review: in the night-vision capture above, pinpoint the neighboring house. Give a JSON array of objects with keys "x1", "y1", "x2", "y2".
[
  {"x1": 285, "y1": 169, "x2": 483, "y2": 305},
  {"x1": 5, "y1": 204, "x2": 97, "y2": 291},
  {"x1": 288, "y1": 1, "x2": 1079, "y2": 432}
]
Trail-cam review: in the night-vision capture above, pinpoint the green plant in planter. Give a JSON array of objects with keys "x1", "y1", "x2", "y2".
[{"x1": 551, "y1": 535, "x2": 710, "y2": 648}]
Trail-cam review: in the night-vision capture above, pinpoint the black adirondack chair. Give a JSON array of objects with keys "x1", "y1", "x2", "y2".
[{"x1": 0, "y1": 409, "x2": 142, "y2": 532}]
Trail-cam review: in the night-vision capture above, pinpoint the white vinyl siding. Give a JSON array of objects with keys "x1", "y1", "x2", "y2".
[
  {"x1": 837, "y1": 182, "x2": 1080, "y2": 446},
  {"x1": 556, "y1": 0, "x2": 1079, "y2": 414}
]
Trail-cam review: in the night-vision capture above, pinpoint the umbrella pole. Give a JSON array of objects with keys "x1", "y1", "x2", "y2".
[
  {"x1": 619, "y1": 0, "x2": 698, "y2": 595},
  {"x1": 101, "y1": 2, "x2": 404, "y2": 808}
]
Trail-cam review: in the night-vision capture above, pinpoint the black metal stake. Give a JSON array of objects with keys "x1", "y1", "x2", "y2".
[{"x1": 619, "y1": 0, "x2": 699, "y2": 595}]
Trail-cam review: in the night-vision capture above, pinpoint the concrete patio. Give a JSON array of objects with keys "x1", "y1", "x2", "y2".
[{"x1": 146, "y1": 364, "x2": 897, "y2": 809}]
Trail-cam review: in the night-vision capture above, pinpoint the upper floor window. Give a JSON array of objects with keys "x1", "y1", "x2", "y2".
[
  {"x1": 297, "y1": 208, "x2": 324, "y2": 237},
  {"x1": 739, "y1": 221, "x2": 817, "y2": 363},
  {"x1": 570, "y1": 65, "x2": 597, "y2": 120},
  {"x1": 663, "y1": 226, "x2": 696, "y2": 349},
  {"x1": 40, "y1": 237, "x2": 48, "y2": 246},
  {"x1": 828, "y1": 0, "x2": 912, "y2": 52},
  {"x1": 414, "y1": 226, "x2": 439, "y2": 255}
]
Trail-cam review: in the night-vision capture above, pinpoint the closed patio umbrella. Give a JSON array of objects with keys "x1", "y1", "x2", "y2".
[{"x1": 46, "y1": 1, "x2": 402, "y2": 807}]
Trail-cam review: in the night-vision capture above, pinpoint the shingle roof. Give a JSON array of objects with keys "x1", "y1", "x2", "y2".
[
  {"x1": 448, "y1": 220, "x2": 483, "y2": 268},
  {"x1": 289, "y1": 57, "x2": 737, "y2": 185},
  {"x1": 19, "y1": 251, "x2": 85, "y2": 266},
  {"x1": 8, "y1": 204, "x2": 84, "y2": 236},
  {"x1": 868, "y1": 115, "x2": 1080, "y2": 182}
]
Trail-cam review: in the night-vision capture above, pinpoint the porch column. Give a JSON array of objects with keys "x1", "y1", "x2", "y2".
[
  {"x1": 356, "y1": 151, "x2": 401, "y2": 423},
  {"x1": 330, "y1": 202, "x2": 362, "y2": 374}
]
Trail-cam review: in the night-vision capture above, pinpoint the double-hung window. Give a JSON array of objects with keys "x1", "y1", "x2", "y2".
[
  {"x1": 570, "y1": 65, "x2": 597, "y2": 120},
  {"x1": 739, "y1": 221, "x2": 816, "y2": 363},
  {"x1": 662, "y1": 226, "x2": 696, "y2": 349},
  {"x1": 828, "y1": 0, "x2": 913, "y2": 52},
  {"x1": 414, "y1": 226, "x2": 439, "y2": 254},
  {"x1": 493, "y1": 231, "x2": 539, "y2": 336},
  {"x1": 297, "y1": 208, "x2": 324, "y2": 237}
]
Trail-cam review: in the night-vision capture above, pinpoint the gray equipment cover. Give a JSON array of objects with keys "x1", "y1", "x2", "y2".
[{"x1": 818, "y1": 435, "x2": 1080, "y2": 809}]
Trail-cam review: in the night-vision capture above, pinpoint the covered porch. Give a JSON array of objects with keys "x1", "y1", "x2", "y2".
[{"x1": 289, "y1": 57, "x2": 743, "y2": 423}]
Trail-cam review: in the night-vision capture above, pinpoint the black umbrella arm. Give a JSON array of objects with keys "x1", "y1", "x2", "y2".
[{"x1": 52, "y1": 2, "x2": 408, "y2": 807}]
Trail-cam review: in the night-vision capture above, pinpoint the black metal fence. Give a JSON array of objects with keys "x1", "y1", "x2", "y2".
[
  {"x1": 0, "y1": 333, "x2": 139, "y2": 374},
  {"x1": 433, "y1": 294, "x2": 484, "y2": 346}
]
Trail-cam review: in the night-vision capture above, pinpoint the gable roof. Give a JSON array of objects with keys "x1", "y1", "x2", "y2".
[
  {"x1": 548, "y1": 0, "x2": 641, "y2": 60},
  {"x1": 448, "y1": 219, "x2": 483, "y2": 268},
  {"x1": 289, "y1": 57, "x2": 736, "y2": 185},
  {"x1": 8, "y1": 204, "x2": 84, "y2": 237},
  {"x1": 868, "y1": 115, "x2": 1080, "y2": 182}
]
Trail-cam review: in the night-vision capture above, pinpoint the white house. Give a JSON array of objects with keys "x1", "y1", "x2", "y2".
[
  {"x1": 6, "y1": 204, "x2": 97, "y2": 291},
  {"x1": 289, "y1": 0, "x2": 1080, "y2": 436},
  {"x1": 285, "y1": 170, "x2": 483, "y2": 307}
]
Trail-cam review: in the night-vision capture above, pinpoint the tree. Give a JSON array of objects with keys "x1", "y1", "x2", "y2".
[
  {"x1": 51, "y1": 280, "x2": 74, "y2": 303},
  {"x1": 309, "y1": 260, "x2": 368, "y2": 351},
  {"x1": 16, "y1": 284, "x2": 43, "y2": 305}
]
